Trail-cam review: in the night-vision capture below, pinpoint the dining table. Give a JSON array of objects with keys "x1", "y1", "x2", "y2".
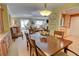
[{"x1": 30, "y1": 32, "x2": 72, "y2": 56}]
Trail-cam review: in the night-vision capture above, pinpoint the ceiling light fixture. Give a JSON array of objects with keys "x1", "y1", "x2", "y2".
[{"x1": 40, "y1": 3, "x2": 52, "y2": 17}]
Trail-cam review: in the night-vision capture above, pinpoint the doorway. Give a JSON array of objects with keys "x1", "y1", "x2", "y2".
[{"x1": 70, "y1": 16, "x2": 79, "y2": 37}]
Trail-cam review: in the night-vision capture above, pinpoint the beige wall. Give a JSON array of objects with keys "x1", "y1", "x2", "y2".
[
  {"x1": 0, "y1": 5, "x2": 4, "y2": 33},
  {"x1": 10, "y1": 17, "x2": 21, "y2": 27},
  {"x1": 1, "y1": 4, "x2": 10, "y2": 32},
  {"x1": 2, "y1": 4, "x2": 10, "y2": 32},
  {"x1": 48, "y1": 9, "x2": 61, "y2": 35}
]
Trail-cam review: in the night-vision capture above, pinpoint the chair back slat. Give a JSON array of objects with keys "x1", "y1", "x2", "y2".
[
  {"x1": 30, "y1": 39, "x2": 47, "y2": 56},
  {"x1": 25, "y1": 33, "x2": 30, "y2": 41},
  {"x1": 36, "y1": 46, "x2": 46, "y2": 56},
  {"x1": 30, "y1": 39, "x2": 38, "y2": 56},
  {"x1": 54, "y1": 31, "x2": 64, "y2": 39}
]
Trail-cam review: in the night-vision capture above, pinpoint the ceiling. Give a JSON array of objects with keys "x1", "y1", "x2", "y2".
[{"x1": 7, "y1": 3, "x2": 65, "y2": 19}]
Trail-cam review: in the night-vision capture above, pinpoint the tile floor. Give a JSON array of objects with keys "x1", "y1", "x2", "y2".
[
  {"x1": 7, "y1": 32, "x2": 30, "y2": 56},
  {"x1": 65, "y1": 35, "x2": 79, "y2": 56},
  {"x1": 7, "y1": 31, "x2": 79, "y2": 56}
]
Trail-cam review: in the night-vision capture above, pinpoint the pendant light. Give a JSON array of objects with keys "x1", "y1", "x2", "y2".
[{"x1": 40, "y1": 3, "x2": 52, "y2": 17}]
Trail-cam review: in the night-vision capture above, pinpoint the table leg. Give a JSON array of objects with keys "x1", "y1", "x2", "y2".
[
  {"x1": 30, "y1": 45, "x2": 32, "y2": 56},
  {"x1": 27, "y1": 41, "x2": 29, "y2": 50},
  {"x1": 64, "y1": 47, "x2": 68, "y2": 54},
  {"x1": 22, "y1": 35, "x2": 23, "y2": 40}
]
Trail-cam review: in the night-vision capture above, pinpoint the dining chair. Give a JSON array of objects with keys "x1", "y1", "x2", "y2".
[
  {"x1": 10, "y1": 27, "x2": 23, "y2": 41},
  {"x1": 25, "y1": 33, "x2": 32, "y2": 56},
  {"x1": 25, "y1": 33, "x2": 30, "y2": 50},
  {"x1": 29, "y1": 39, "x2": 38, "y2": 56},
  {"x1": 29, "y1": 39, "x2": 79, "y2": 56},
  {"x1": 54, "y1": 31, "x2": 64, "y2": 39}
]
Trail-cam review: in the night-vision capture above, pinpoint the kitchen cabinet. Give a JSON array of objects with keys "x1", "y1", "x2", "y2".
[{"x1": 0, "y1": 32, "x2": 12, "y2": 56}]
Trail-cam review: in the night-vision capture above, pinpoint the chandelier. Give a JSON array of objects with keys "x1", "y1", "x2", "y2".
[{"x1": 40, "y1": 3, "x2": 52, "y2": 17}]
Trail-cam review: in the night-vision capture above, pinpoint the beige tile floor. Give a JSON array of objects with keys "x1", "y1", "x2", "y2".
[
  {"x1": 7, "y1": 32, "x2": 30, "y2": 56},
  {"x1": 65, "y1": 35, "x2": 79, "y2": 56},
  {"x1": 7, "y1": 32, "x2": 79, "y2": 56}
]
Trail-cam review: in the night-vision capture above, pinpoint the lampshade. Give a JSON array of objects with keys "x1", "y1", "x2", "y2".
[
  {"x1": 40, "y1": 9, "x2": 52, "y2": 16},
  {"x1": 40, "y1": 3, "x2": 52, "y2": 16}
]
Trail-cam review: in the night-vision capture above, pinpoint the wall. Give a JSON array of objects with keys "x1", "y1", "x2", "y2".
[
  {"x1": 2, "y1": 4, "x2": 10, "y2": 32},
  {"x1": 48, "y1": 9, "x2": 61, "y2": 35},
  {"x1": 0, "y1": 5, "x2": 4, "y2": 33},
  {"x1": 10, "y1": 17, "x2": 21, "y2": 27},
  {"x1": 48, "y1": 3, "x2": 79, "y2": 35}
]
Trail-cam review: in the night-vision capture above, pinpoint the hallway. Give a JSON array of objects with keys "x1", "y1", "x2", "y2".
[{"x1": 7, "y1": 32, "x2": 30, "y2": 56}]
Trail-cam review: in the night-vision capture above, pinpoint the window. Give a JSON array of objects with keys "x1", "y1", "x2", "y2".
[
  {"x1": 61, "y1": 17, "x2": 64, "y2": 26},
  {"x1": 21, "y1": 20, "x2": 29, "y2": 29},
  {"x1": 35, "y1": 20, "x2": 45, "y2": 28},
  {"x1": 35, "y1": 21, "x2": 44, "y2": 25}
]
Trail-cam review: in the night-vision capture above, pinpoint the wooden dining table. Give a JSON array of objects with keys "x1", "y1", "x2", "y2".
[{"x1": 30, "y1": 32, "x2": 72, "y2": 56}]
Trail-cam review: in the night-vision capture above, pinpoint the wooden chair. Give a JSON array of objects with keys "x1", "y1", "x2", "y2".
[
  {"x1": 25, "y1": 33, "x2": 33, "y2": 56},
  {"x1": 10, "y1": 27, "x2": 23, "y2": 41},
  {"x1": 29, "y1": 39, "x2": 38, "y2": 56},
  {"x1": 30, "y1": 39, "x2": 47, "y2": 56},
  {"x1": 54, "y1": 31, "x2": 64, "y2": 39},
  {"x1": 30, "y1": 39, "x2": 79, "y2": 56},
  {"x1": 25, "y1": 33, "x2": 30, "y2": 50}
]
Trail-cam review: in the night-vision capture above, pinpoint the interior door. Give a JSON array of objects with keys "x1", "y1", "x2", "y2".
[{"x1": 70, "y1": 16, "x2": 79, "y2": 36}]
